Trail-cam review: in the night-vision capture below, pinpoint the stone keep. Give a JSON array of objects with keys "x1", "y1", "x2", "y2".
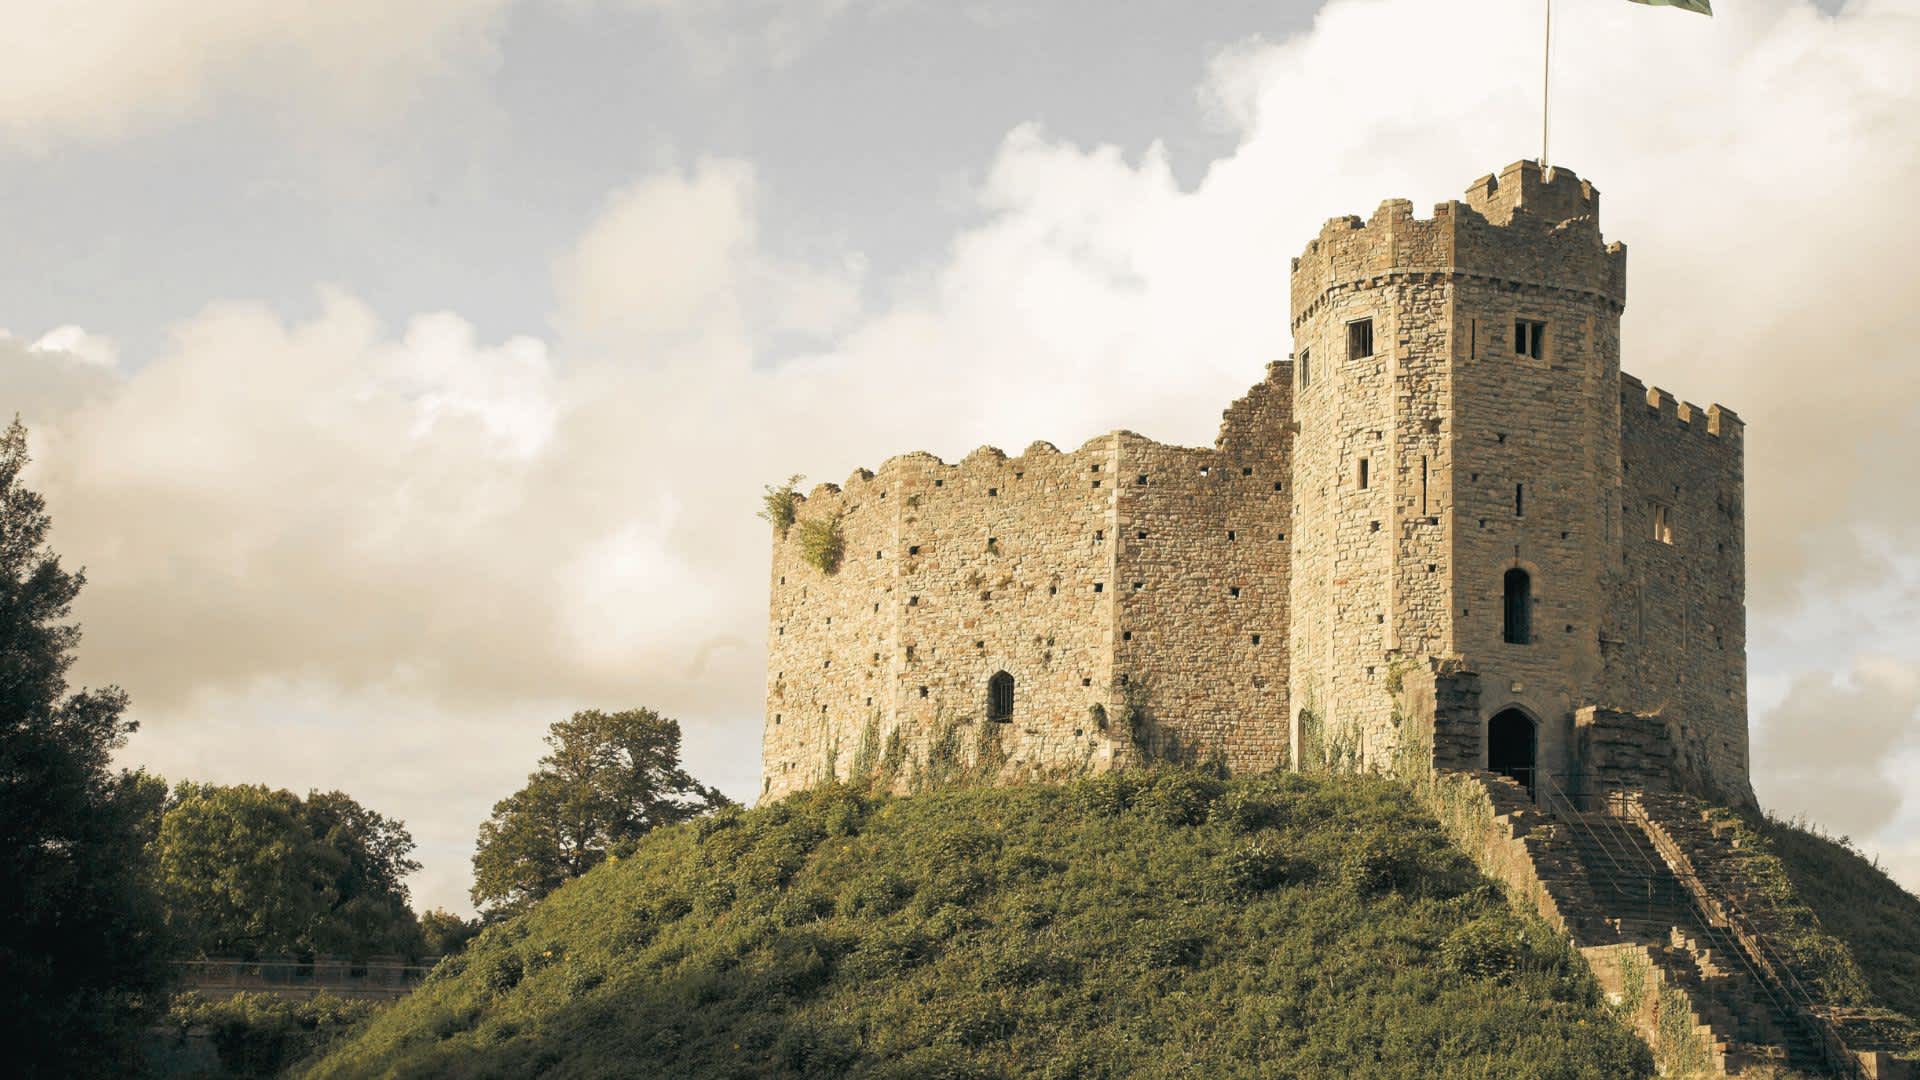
[{"x1": 762, "y1": 161, "x2": 1747, "y2": 804}]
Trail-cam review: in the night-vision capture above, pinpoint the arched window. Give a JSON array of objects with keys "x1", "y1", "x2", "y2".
[
  {"x1": 1503, "y1": 568, "x2": 1532, "y2": 645},
  {"x1": 987, "y1": 670, "x2": 1015, "y2": 723}
]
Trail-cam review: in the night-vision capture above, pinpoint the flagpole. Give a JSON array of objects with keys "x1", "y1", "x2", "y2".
[{"x1": 1541, "y1": 0, "x2": 1553, "y2": 167}]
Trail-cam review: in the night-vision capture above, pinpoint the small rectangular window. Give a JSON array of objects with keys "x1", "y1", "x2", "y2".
[
  {"x1": 1419, "y1": 456, "x2": 1429, "y2": 516},
  {"x1": 1515, "y1": 319, "x2": 1547, "y2": 360},
  {"x1": 1299, "y1": 348, "x2": 1312, "y2": 388},
  {"x1": 1468, "y1": 317, "x2": 1478, "y2": 359},
  {"x1": 1515, "y1": 483, "x2": 1525, "y2": 517},
  {"x1": 1347, "y1": 318, "x2": 1374, "y2": 360},
  {"x1": 1653, "y1": 504, "x2": 1674, "y2": 545},
  {"x1": 1357, "y1": 458, "x2": 1370, "y2": 490}
]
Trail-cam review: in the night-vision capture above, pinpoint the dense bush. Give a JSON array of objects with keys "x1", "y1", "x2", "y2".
[
  {"x1": 166, "y1": 992, "x2": 381, "y2": 1077},
  {"x1": 303, "y1": 771, "x2": 1653, "y2": 1079}
]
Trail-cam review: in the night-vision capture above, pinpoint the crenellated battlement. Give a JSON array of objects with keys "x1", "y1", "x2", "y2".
[
  {"x1": 1621, "y1": 373, "x2": 1743, "y2": 444},
  {"x1": 1465, "y1": 160, "x2": 1600, "y2": 228},
  {"x1": 1290, "y1": 165, "x2": 1626, "y2": 326}
]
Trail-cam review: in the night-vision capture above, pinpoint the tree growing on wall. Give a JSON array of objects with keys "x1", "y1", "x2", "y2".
[
  {"x1": 0, "y1": 418, "x2": 170, "y2": 1077},
  {"x1": 797, "y1": 513, "x2": 845, "y2": 573},
  {"x1": 758, "y1": 474, "x2": 805, "y2": 538},
  {"x1": 470, "y1": 708, "x2": 731, "y2": 916},
  {"x1": 155, "y1": 782, "x2": 424, "y2": 959}
]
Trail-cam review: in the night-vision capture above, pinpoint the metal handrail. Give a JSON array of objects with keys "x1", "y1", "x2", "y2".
[
  {"x1": 1535, "y1": 770, "x2": 1659, "y2": 887},
  {"x1": 1517, "y1": 772, "x2": 1858, "y2": 1078},
  {"x1": 1619, "y1": 797, "x2": 1868, "y2": 1080},
  {"x1": 1535, "y1": 770, "x2": 1677, "y2": 942},
  {"x1": 1489, "y1": 767, "x2": 1865, "y2": 1076}
]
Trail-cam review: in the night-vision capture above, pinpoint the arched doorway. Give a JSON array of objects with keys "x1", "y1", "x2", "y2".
[{"x1": 1488, "y1": 709, "x2": 1537, "y2": 796}]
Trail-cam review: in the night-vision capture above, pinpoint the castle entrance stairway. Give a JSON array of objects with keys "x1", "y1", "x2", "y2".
[
  {"x1": 1547, "y1": 795, "x2": 1824, "y2": 1075},
  {"x1": 1454, "y1": 772, "x2": 1893, "y2": 1077}
]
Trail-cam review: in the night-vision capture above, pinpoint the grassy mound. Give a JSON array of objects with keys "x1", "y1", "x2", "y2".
[
  {"x1": 302, "y1": 771, "x2": 1652, "y2": 1079},
  {"x1": 1753, "y1": 815, "x2": 1920, "y2": 1021}
]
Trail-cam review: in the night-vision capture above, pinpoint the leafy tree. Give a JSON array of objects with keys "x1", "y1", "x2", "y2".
[
  {"x1": 156, "y1": 782, "x2": 423, "y2": 959},
  {"x1": 418, "y1": 908, "x2": 482, "y2": 956},
  {"x1": 471, "y1": 708, "x2": 731, "y2": 915},
  {"x1": 301, "y1": 788, "x2": 425, "y2": 955},
  {"x1": 0, "y1": 418, "x2": 169, "y2": 1077}
]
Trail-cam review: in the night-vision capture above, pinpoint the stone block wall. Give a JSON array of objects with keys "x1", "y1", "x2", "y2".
[
  {"x1": 763, "y1": 364, "x2": 1299, "y2": 797},
  {"x1": 1607, "y1": 377, "x2": 1748, "y2": 798},
  {"x1": 763, "y1": 439, "x2": 1123, "y2": 799},
  {"x1": 1111, "y1": 369, "x2": 1294, "y2": 771}
]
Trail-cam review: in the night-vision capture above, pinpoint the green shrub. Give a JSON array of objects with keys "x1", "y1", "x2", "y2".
[
  {"x1": 167, "y1": 992, "x2": 379, "y2": 1078},
  {"x1": 476, "y1": 950, "x2": 523, "y2": 994},
  {"x1": 1134, "y1": 770, "x2": 1225, "y2": 825},
  {"x1": 797, "y1": 514, "x2": 844, "y2": 574},
  {"x1": 1210, "y1": 841, "x2": 1290, "y2": 897},
  {"x1": 758, "y1": 475, "x2": 804, "y2": 537},
  {"x1": 1341, "y1": 832, "x2": 1430, "y2": 896},
  {"x1": 1441, "y1": 917, "x2": 1522, "y2": 981}
]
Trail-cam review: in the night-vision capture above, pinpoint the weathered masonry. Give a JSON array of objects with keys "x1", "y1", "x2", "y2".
[{"x1": 763, "y1": 161, "x2": 1746, "y2": 805}]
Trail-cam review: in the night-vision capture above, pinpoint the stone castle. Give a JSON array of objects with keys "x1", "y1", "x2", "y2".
[{"x1": 761, "y1": 161, "x2": 1746, "y2": 806}]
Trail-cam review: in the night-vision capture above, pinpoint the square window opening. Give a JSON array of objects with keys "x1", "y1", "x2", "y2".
[
  {"x1": 1347, "y1": 318, "x2": 1374, "y2": 359},
  {"x1": 1515, "y1": 319, "x2": 1547, "y2": 360}
]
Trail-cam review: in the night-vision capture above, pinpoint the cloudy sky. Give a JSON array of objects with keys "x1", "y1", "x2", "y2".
[{"x1": 4, "y1": 0, "x2": 1915, "y2": 915}]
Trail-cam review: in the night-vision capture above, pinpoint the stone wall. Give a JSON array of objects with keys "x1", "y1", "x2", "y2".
[
  {"x1": 763, "y1": 438, "x2": 1122, "y2": 800},
  {"x1": 1111, "y1": 369, "x2": 1294, "y2": 771},
  {"x1": 1607, "y1": 378, "x2": 1748, "y2": 798},
  {"x1": 763, "y1": 366, "x2": 1300, "y2": 797},
  {"x1": 1443, "y1": 211, "x2": 1625, "y2": 789}
]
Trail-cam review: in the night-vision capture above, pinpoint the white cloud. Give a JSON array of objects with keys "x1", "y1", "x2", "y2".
[
  {"x1": 556, "y1": 159, "x2": 865, "y2": 355},
  {"x1": 0, "y1": 0, "x2": 512, "y2": 149},
  {"x1": 31, "y1": 325, "x2": 119, "y2": 368},
  {"x1": 580, "y1": 0, "x2": 898, "y2": 72},
  {"x1": 1754, "y1": 658, "x2": 1920, "y2": 836},
  {"x1": 12, "y1": 0, "x2": 1920, "y2": 911}
]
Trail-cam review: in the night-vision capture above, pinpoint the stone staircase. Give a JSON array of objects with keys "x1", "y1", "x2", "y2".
[
  {"x1": 1450, "y1": 772, "x2": 1873, "y2": 1077},
  {"x1": 1553, "y1": 810, "x2": 1825, "y2": 1074}
]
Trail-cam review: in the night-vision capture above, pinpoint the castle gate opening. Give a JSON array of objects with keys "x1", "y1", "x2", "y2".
[{"x1": 1488, "y1": 709, "x2": 1537, "y2": 797}]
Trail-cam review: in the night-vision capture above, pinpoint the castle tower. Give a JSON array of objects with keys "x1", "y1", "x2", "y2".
[
  {"x1": 764, "y1": 161, "x2": 1749, "y2": 804},
  {"x1": 1287, "y1": 161, "x2": 1630, "y2": 786}
]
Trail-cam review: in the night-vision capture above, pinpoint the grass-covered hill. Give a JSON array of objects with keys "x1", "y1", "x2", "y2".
[
  {"x1": 1753, "y1": 814, "x2": 1920, "y2": 1022},
  {"x1": 302, "y1": 771, "x2": 1655, "y2": 1079}
]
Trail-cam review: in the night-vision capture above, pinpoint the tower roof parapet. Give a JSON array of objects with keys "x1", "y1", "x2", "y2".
[
  {"x1": 1289, "y1": 164, "x2": 1626, "y2": 327},
  {"x1": 1465, "y1": 160, "x2": 1600, "y2": 228}
]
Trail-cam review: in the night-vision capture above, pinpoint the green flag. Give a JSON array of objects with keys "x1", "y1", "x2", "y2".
[{"x1": 1628, "y1": 0, "x2": 1713, "y2": 14}]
